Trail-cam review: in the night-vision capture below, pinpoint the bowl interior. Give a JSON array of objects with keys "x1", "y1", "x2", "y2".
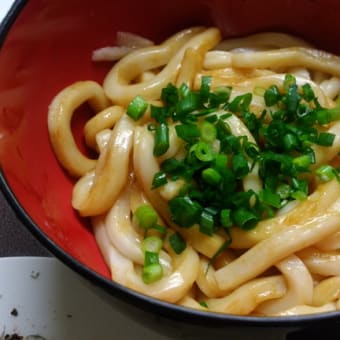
[{"x1": 1, "y1": 0, "x2": 340, "y2": 312}]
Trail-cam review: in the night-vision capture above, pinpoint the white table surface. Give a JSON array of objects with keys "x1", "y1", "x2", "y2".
[{"x1": 0, "y1": 0, "x2": 15, "y2": 23}]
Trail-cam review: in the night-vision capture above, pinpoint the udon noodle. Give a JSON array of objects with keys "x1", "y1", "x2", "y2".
[{"x1": 48, "y1": 27, "x2": 340, "y2": 316}]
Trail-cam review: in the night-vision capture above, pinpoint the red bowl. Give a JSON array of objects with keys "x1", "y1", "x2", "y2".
[{"x1": 1, "y1": 0, "x2": 340, "y2": 338}]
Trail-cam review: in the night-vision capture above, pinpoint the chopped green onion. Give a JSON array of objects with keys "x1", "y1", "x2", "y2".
[
  {"x1": 200, "y1": 75, "x2": 212, "y2": 100},
  {"x1": 201, "y1": 167, "x2": 222, "y2": 185},
  {"x1": 127, "y1": 95, "x2": 148, "y2": 121},
  {"x1": 216, "y1": 118, "x2": 232, "y2": 138},
  {"x1": 232, "y1": 153, "x2": 249, "y2": 178},
  {"x1": 283, "y1": 74, "x2": 296, "y2": 93},
  {"x1": 233, "y1": 207, "x2": 258, "y2": 230},
  {"x1": 292, "y1": 154, "x2": 312, "y2": 170},
  {"x1": 213, "y1": 154, "x2": 228, "y2": 172},
  {"x1": 316, "y1": 164, "x2": 337, "y2": 182},
  {"x1": 276, "y1": 183, "x2": 291, "y2": 199},
  {"x1": 153, "y1": 122, "x2": 170, "y2": 157},
  {"x1": 244, "y1": 141, "x2": 260, "y2": 159},
  {"x1": 210, "y1": 86, "x2": 232, "y2": 106},
  {"x1": 142, "y1": 74, "x2": 340, "y2": 245},
  {"x1": 175, "y1": 123, "x2": 200, "y2": 143},
  {"x1": 151, "y1": 224, "x2": 167, "y2": 235},
  {"x1": 142, "y1": 263, "x2": 163, "y2": 284},
  {"x1": 291, "y1": 190, "x2": 308, "y2": 201},
  {"x1": 264, "y1": 85, "x2": 281, "y2": 106},
  {"x1": 283, "y1": 133, "x2": 298, "y2": 151},
  {"x1": 152, "y1": 171, "x2": 167, "y2": 189},
  {"x1": 144, "y1": 251, "x2": 160, "y2": 266},
  {"x1": 205, "y1": 114, "x2": 218, "y2": 123},
  {"x1": 199, "y1": 121, "x2": 217, "y2": 143},
  {"x1": 191, "y1": 142, "x2": 214, "y2": 162},
  {"x1": 178, "y1": 83, "x2": 190, "y2": 98},
  {"x1": 285, "y1": 84, "x2": 300, "y2": 114},
  {"x1": 317, "y1": 132, "x2": 335, "y2": 147},
  {"x1": 160, "y1": 157, "x2": 186, "y2": 175},
  {"x1": 228, "y1": 93, "x2": 252, "y2": 112},
  {"x1": 161, "y1": 83, "x2": 179, "y2": 106},
  {"x1": 176, "y1": 92, "x2": 201, "y2": 115},
  {"x1": 291, "y1": 178, "x2": 308, "y2": 200},
  {"x1": 259, "y1": 189, "x2": 281, "y2": 209},
  {"x1": 231, "y1": 190, "x2": 255, "y2": 207},
  {"x1": 316, "y1": 109, "x2": 332, "y2": 124},
  {"x1": 150, "y1": 105, "x2": 168, "y2": 123},
  {"x1": 169, "y1": 232, "x2": 187, "y2": 254},
  {"x1": 302, "y1": 83, "x2": 315, "y2": 102},
  {"x1": 220, "y1": 209, "x2": 232, "y2": 228},
  {"x1": 142, "y1": 236, "x2": 163, "y2": 253},
  {"x1": 169, "y1": 196, "x2": 202, "y2": 228},
  {"x1": 199, "y1": 301, "x2": 209, "y2": 308},
  {"x1": 199, "y1": 210, "x2": 215, "y2": 235},
  {"x1": 316, "y1": 107, "x2": 340, "y2": 124},
  {"x1": 134, "y1": 205, "x2": 158, "y2": 230},
  {"x1": 141, "y1": 236, "x2": 164, "y2": 284}
]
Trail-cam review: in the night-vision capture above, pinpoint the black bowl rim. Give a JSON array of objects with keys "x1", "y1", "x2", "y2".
[{"x1": 1, "y1": 0, "x2": 340, "y2": 328}]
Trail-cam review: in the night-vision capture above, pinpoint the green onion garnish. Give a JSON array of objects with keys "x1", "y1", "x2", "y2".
[
  {"x1": 301, "y1": 83, "x2": 315, "y2": 102},
  {"x1": 201, "y1": 167, "x2": 222, "y2": 185},
  {"x1": 191, "y1": 142, "x2": 214, "y2": 162},
  {"x1": 126, "y1": 95, "x2": 148, "y2": 121},
  {"x1": 153, "y1": 122, "x2": 170, "y2": 157},
  {"x1": 264, "y1": 85, "x2": 281, "y2": 106},
  {"x1": 175, "y1": 123, "x2": 200, "y2": 144},
  {"x1": 152, "y1": 171, "x2": 167, "y2": 189},
  {"x1": 144, "y1": 251, "x2": 160, "y2": 266},
  {"x1": 142, "y1": 236, "x2": 163, "y2": 253},
  {"x1": 317, "y1": 132, "x2": 335, "y2": 147},
  {"x1": 161, "y1": 83, "x2": 179, "y2": 106},
  {"x1": 228, "y1": 93, "x2": 252, "y2": 112},
  {"x1": 169, "y1": 196, "x2": 202, "y2": 228},
  {"x1": 142, "y1": 263, "x2": 163, "y2": 284},
  {"x1": 199, "y1": 210, "x2": 215, "y2": 235},
  {"x1": 233, "y1": 207, "x2": 258, "y2": 230},
  {"x1": 141, "y1": 242, "x2": 164, "y2": 284},
  {"x1": 283, "y1": 133, "x2": 298, "y2": 151},
  {"x1": 292, "y1": 154, "x2": 312, "y2": 170},
  {"x1": 199, "y1": 121, "x2": 217, "y2": 143},
  {"x1": 199, "y1": 301, "x2": 209, "y2": 308},
  {"x1": 259, "y1": 189, "x2": 281, "y2": 209},
  {"x1": 232, "y1": 153, "x2": 249, "y2": 178},
  {"x1": 316, "y1": 164, "x2": 337, "y2": 182},
  {"x1": 134, "y1": 205, "x2": 158, "y2": 230},
  {"x1": 220, "y1": 209, "x2": 232, "y2": 228},
  {"x1": 139, "y1": 73, "x2": 340, "y2": 253},
  {"x1": 200, "y1": 75, "x2": 212, "y2": 100},
  {"x1": 169, "y1": 232, "x2": 187, "y2": 254}
]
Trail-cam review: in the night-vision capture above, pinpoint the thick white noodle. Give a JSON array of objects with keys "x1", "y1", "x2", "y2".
[
  {"x1": 206, "y1": 276, "x2": 286, "y2": 315},
  {"x1": 48, "y1": 81, "x2": 110, "y2": 177},
  {"x1": 215, "y1": 195, "x2": 340, "y2": 291},
  {"x1": 103, "y1": 27, "x2": 221, "y2": 105},
  {"x1": 72, "y1": 115, "x2": 135, "y2": 216},
  {"x1": 256, "y1": 255, "x2": 313, "y2": 315},
  {"x1": 93, "y1": 215, "x2": 200, "y2": 303}
]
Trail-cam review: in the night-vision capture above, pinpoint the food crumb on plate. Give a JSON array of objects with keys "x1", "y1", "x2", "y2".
[
  {"x1": 3, "y1": 333, "x2": 23, "y2": 340},
  {"x1": 10, "y1": 308, "x2": 18, "y2": 317},
  {"x1": 1, "y1": 335, "x2": 46, "y2": 340},
  {"x1": 30, "y1": 271, "x2": 40, "y2": 279}
]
